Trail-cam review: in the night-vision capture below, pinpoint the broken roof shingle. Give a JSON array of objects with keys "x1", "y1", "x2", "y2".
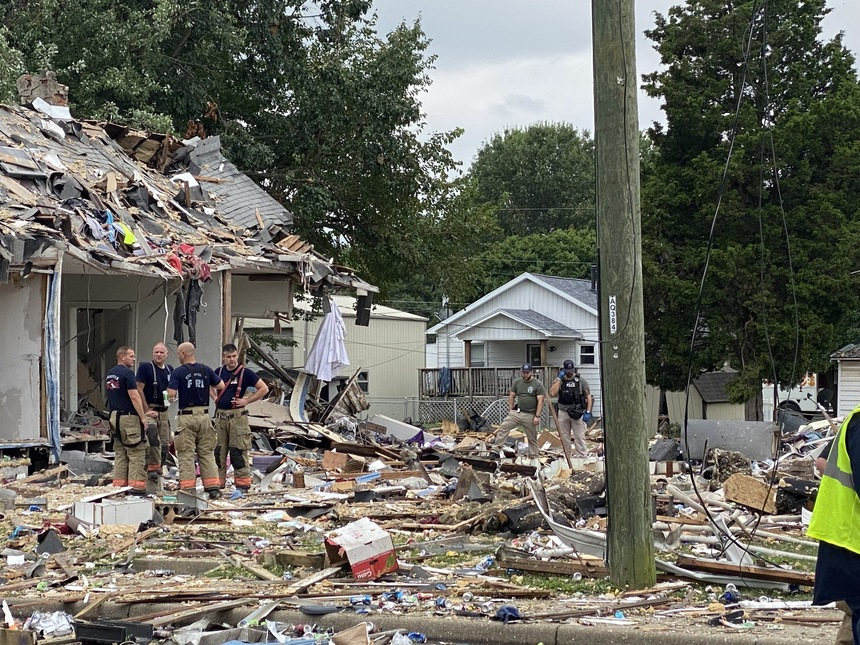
[{"x1": 0, "y1": 102, "x2": 374, "y2": 292}]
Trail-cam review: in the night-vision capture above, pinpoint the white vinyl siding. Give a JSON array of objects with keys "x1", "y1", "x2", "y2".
[{"x1": 837, "y1": 361, "x2": 860, "y2": 417}]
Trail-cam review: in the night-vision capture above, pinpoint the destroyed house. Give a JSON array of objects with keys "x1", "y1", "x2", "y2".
[{"x1": 0, "y1": 98, "x2": 374, "y2": 464}]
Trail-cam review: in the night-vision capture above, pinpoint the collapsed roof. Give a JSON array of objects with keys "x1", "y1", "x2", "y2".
[{"x1": 0, "y1": 98, "x2": 374, "y2": 293}]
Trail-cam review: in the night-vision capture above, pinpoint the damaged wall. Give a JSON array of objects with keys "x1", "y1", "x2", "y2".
[
  {"x1": 60, "y1": 272, "x2": 221, "y2": 410},
  {"x1": 0, "y1": 276, "x2": 45, "y2": 442},
  {"x1": 231, "y1": 275, "x2": 292, "y2": 318}
]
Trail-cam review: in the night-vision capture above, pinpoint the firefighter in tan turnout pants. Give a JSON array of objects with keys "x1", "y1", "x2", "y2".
[
  {"x1": 167, "y1": 342, "x2": 224, "y2": 499},
  {"x1": 214, "y1": 343, "x2": 269, "y2": 497}
]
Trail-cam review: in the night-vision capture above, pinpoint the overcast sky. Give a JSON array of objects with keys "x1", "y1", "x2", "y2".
[{"x1": 373, "y1": 1, "x2": 860, "y2": 170}]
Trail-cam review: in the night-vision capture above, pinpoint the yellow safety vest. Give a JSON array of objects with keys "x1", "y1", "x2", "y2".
[{"x1": 808, "y1": 407, "x2": 860, "y2": 555}]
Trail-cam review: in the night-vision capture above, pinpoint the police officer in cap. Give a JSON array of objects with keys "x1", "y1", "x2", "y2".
[{"x1": 549, "y1": 359, "x2": 593, "y2": 458}]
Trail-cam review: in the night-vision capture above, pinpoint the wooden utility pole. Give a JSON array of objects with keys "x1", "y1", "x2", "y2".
[{"x1": 592, "y1": 0, "x2": 655, "y2": 588}]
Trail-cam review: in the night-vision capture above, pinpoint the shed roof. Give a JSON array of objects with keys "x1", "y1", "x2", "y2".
[
  {"x1": 692, "y1": 368, "x2": 739, "y2": 404},
  {"x1": 831, "y1": 343, "x2": 860, "y2": 360}
]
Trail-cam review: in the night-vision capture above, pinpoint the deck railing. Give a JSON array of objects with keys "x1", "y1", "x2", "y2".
[{"x1": 419, "y1": 366, "x2": 560, "y2": 399}]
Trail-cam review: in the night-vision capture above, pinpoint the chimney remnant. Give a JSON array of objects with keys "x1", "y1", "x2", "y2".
[{"x1": 16, "y1": 72, "x2": 69, "y2": 107}]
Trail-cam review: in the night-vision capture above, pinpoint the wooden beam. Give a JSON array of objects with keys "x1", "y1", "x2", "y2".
[
  {"x1": 496, "y1": 553, "x2": 608, "y2": 578},
  {"x1": 221, "y1": 271, "x2": 232, "y2": 346},
  {"x1": 675, "y1": 555, "x2": 814, "y2": 585}
]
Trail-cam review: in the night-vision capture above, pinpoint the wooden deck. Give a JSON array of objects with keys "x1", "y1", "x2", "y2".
[{"x1": 419, "y1": 366, "x2": 560, "y2": 399}]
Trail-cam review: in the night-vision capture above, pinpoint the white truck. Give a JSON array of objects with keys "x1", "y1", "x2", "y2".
[{"x1": 762, "y1": 372, "x2": 832, "y2": 420}]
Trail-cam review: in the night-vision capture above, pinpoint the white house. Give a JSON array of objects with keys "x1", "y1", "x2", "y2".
[
  {"x1": 423, "y1": 273, "x2": 601, "y2": 415},
  {"x1": 245, "y1": 296, "x2": 427, "y2": 419}
]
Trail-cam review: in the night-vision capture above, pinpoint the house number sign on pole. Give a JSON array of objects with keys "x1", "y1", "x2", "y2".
[{"x1": 608, "y1": 295, "x2": 618, "y2": 335}]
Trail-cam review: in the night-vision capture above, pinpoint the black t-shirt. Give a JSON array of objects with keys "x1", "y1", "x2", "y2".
[
  {"x1": 214, "y1": 365, "x2": 261, "y2": 409},
  {"x1": 168, "y1": 363, "x2": 222, "y2": 409},
  {"x1": 135, "y1": 362, "x2": 174, "y2": 405},
  {"x1": 105, "y1": 364, "x2": 137, "y2": 412}
]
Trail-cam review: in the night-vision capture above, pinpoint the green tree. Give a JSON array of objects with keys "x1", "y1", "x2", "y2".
[
  {"x1": 380, "y1": 176, "x2": 501, "y2": 318},
  {"x1": 476, "y1": 228, "x2": 596, "y2": 295},
  {"x1": 641, "y1": 0, "x2": 860, "y2": 404},
  {"x1": 469, "y1": 123, "x2": 596, "y2": 236},
  {"x1": 0, "y1": 1, "x2": 463, "y2": 291}
]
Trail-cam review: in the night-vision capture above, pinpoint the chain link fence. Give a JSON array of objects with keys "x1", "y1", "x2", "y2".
[{"x1": 364, "y1": 396, "x2": 554, "y2": 428}]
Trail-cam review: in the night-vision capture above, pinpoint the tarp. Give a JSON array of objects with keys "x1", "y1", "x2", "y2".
[{"x1": 303, "y1": 299, "x2": 349, "y2": 382}]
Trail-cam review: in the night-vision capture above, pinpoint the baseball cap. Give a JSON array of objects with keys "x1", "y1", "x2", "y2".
[
  {"x1": 563, "y1": 359, "x2": 575, "y2": 370},
  {"x1": 521, "y1": 363, "x2": 532, "y2": 372}
]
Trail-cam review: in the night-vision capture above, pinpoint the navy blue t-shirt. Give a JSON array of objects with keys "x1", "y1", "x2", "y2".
[
  {"x1": 214, "y1": 365, "x2": 261, "y2": 409},
  {"x1": 105, "y1": 364, "x2": 137, "y2": 412},
  {"x1": 135, "y1": 362, "x2": 174, "y2": 406},
  {"x1": 168, "y1": 363, "x2": 222, "y2": 409}
]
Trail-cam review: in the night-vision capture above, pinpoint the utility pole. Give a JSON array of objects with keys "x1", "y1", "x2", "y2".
[{"x1": 592, "y1": 0, "x2": 655, "y2": 588}]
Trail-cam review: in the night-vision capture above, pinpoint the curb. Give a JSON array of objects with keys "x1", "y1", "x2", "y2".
[{"x1": 10, "y1": 599, "x2": 824, "y2": 645}]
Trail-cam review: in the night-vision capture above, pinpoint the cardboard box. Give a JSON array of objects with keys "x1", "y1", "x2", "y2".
[
  {"x1": 325, "y1": 517, "x2": 397, "y2": 580},
  {"x1": 322, "y1": 450, "x2": 366, "y2": 473},
  {"x1": 73, "y1": 498, "x2": 153, "y2": 526}
]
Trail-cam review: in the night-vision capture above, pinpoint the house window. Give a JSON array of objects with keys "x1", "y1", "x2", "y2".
[
  {"x1": 357, "y1": 371, "x2": 369, "y2": 393},
  {"x1": 470, "y1": 343, "x2": 485, "y2": 367},
  {"x1": 579, "y1": 344, "x2": 595, "y2": 366}
]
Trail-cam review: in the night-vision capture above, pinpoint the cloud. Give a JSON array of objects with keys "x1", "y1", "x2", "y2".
[{"x1": 378, "y1": 0, "x2": 860, "y2": 169}]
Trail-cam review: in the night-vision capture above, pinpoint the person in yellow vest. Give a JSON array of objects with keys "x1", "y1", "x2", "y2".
[{"x1": 808, "y1": 406, "x2": 860, "y2": 645}]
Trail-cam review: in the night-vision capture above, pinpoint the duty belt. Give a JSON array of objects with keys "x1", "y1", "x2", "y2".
[
  {"x1": 215, "y1": 409, "x2": 249, "y2": 418},
  {"x1": 111, "y1": 410, "x2": 137, "y2": 417},
  {"x1": 149, "y1": 405, "x2": 168, "y2": 412},
  {"x1": 178, "y1": 406, "x2": 209, "y2": 415}
]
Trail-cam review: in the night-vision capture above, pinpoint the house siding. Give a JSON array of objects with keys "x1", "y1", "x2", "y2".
[
  {"x1": 704, "y1": 402, "x2": 746, "y2": 421},
  {"x1": 837, "y1": 361, "x2": 860, "y2": 417},
  {"x1": 284, "y1": 304, "x2": 426, "y2": 400},
  {"x1": 456, "y1": 281, "x2": 597, "y2": 336},
  {"x1": 0, "y1": 278, "x2": 44, "y2": 442},
  {"x1": 426, "y1": 336, "x2": 465, "y2": 369}
]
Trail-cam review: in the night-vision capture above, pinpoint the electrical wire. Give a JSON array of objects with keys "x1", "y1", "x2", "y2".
[{"x1": 676, "y1": 0, "x2": 798, "y2": 575}]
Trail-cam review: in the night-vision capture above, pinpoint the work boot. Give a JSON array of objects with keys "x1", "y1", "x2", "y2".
[{"x1": 208, "y1": 489, "x2": 222, "y2": 500}]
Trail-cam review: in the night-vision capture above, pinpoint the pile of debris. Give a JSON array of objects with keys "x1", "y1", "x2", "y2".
[{"x1": 0, "y1": 396, "x2": 848, "y2": 643}]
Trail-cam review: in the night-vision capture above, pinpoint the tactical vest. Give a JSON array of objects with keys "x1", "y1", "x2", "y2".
[
  {"x1": 808, "y1": 407, "x2": 860, "y2": 555},
  {"x1": 558, "y1": 376, "x2": 584, "y2": 407}
]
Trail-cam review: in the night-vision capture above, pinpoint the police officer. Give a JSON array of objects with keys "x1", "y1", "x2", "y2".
[
  {"x1": 106, "y1": 346, "x2": 157, "y2": 496},
  {"x1": 549, "y1": 359, "x2": 593, "y2": 459},
  {"x1": 136, "y1": 342, "x2": 174, "y2": 479},
  {"x1": 167, "y1": 342, "x2": 224, "y2": 499},
  {"x1": 490, "y1": 364, "x2": 546, "y2": 460},
  {"x1": 214, "y1": 343, "x2": 269, "y2": 496}
]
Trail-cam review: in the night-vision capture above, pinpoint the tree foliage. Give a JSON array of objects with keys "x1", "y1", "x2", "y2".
[
  {"x1": 641, "y1": 0, "x2": 860, "y2": 400},
  {"x1": 0, "y1": 0, "x2": 466, "y2": 291},
  {"x1": 476, "y1": 228, "x2": 596, "y2": 295},
  {"x1": 469, "y1": 123, "x2": 596, "y2": 236}
]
